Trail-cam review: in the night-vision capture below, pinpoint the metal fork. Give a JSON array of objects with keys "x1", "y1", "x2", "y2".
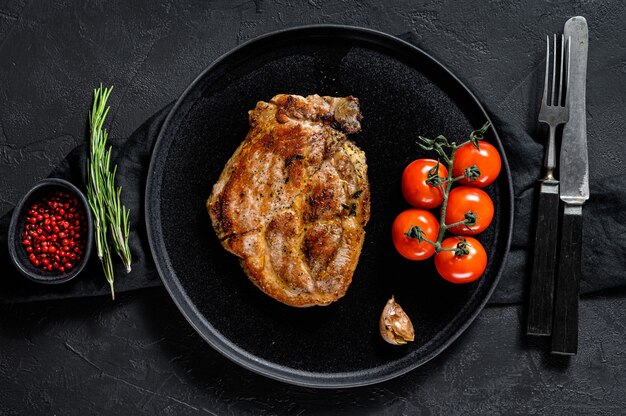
[{"x1": 527, "y1": 34, "x2": 570, "y2": 336}]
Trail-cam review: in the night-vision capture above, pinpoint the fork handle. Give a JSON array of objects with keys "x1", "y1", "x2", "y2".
[
  {"x1": 551, "y1": 204, "x2": 583, "y2": 355},
  {"x1": 543, "y1": 125, "x2": 557, "y2": 179},
  {"x1": 526, "y1": 180, "x2": 560, "y2": 336}
]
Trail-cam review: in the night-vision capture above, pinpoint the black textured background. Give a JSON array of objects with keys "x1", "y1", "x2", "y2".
[{"x1": 1, "y1": 1, "x2": 626, "y2": 414}]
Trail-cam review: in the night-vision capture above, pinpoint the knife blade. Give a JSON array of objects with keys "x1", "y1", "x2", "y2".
[
  {"x1": 559, "y1": 17, "x2": 589, "y2": 205},
  {"x1": 551, "y1": 16, "x2": 589, "y2": 355}
]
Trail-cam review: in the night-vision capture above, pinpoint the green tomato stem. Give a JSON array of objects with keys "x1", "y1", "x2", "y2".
[
  {"x1": 443, "y1": 219, "x2": 467, "y2": 230},
  {"x1": 438, "y1": 246, "x2": 458, "y2": 252},
  {"x1": 441, "y1": 176, "x2": 465, "y2": 183},
  {"x1": 434, "y1": 144, "x2": 457, "y2": 249},
  {"x1": 410, "y1": 123, "x2": 490, "y2": 255}
]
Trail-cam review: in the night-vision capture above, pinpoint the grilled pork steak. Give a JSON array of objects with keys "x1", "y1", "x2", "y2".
[{"x1": 207, "y1": 94, "x2": 370, "y2": 307}]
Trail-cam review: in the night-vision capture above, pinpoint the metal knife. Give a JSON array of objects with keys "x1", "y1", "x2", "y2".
[{"x1": 551, "y1": 16, "x2": 589, "y2": 355}]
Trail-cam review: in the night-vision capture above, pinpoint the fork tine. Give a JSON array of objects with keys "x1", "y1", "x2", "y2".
[
  {"x1": 558, "y1": 34, "x2": 565, "y2": 106},
  {"x1": 566, "y1": 35, "x2": 571, "y2": 102},
  {"x1": 542, "y1": 35, "x2": 549, "y2": 105},
  {"x1": 551, "y1": 34, "x2": 557, "y2": 106}
]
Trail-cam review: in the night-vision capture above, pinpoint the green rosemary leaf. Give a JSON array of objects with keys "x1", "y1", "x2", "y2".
[{"x1": 86, "y1": 84, "x2": 133, "y2": 299}]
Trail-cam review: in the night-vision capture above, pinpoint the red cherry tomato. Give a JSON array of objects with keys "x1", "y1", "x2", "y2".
[
  {"x1": 392, "y1": 209, "x2": 440, "y2": 260},
  {"x1": 401, "y1": 159, "x2": 449, "y2": 209},
  {"x1": 452, "y1": 141, "x2": 501, "y2": 188},
  {"x1": 445, "y1": 186, "x2": 494, "y2": 235},
  {"x1": 434, "y1": 236, "x2": 487, "y2": 283}
]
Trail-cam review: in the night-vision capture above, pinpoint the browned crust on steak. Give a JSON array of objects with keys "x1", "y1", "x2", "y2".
[{"x1": 207, "y1": 94, "x2": 369, "y2": 307}]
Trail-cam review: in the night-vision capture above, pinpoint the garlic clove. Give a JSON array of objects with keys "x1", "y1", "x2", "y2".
[{"x1": 379, "y1": 296, "x2": 415, "y2": 345}]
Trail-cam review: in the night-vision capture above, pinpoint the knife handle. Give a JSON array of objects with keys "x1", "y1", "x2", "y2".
[
  {"x1": 551, "y1": 204, "x2": 583, "y2": 355},
  {"x1": 526, "y1": 180, "x2": 560, "y2": 336}
]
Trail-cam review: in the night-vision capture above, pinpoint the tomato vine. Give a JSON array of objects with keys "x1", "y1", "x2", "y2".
[{"x1": 404, "y1": 121, "x2": 491, "y2": 255}]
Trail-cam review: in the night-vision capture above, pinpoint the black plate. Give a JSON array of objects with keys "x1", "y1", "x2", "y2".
[{"x1": 145, "y1": 25, "x2": 513, "y2": 388}]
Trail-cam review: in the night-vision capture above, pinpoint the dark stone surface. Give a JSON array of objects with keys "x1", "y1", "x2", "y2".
[{"x1": 1, "y1": 0, "x2": 625, "y2": 414}]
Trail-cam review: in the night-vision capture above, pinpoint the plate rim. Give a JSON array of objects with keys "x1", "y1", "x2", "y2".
[{"x1": 145, "y1": 24, "x2": 514, "y2": 389}]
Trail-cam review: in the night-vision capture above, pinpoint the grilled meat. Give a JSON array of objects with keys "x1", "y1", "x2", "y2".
[{"x1": 207, "y1": 94, "x2": 369, "y2": 307}]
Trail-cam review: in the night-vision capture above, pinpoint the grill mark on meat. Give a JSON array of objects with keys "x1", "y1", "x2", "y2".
[{"x1": 284, "y1": 154, "x2": 305, "y2": 168}]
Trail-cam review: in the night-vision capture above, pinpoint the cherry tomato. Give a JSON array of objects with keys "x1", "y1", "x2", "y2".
[
  {"x1": 392, "y1": 209, "x2": 440, "y2": 260},
  {"x1": 452, "y1": 141, "x2": 501, "y2": 187},
  {"x1": 435, "y1": 236, "x2": 487, "y2": 283},
  {"x1": 401, "y1": 159, "x2": 449, "y2": 209},
  {"x1": 445, "y1": 186, "x2": 494, "y2": 235}
]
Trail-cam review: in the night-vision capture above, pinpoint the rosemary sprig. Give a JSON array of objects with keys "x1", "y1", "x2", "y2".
[
  {"x1": 106, "y1": 163, "x2": 132, "y2": 273},
  {"x1": 87, "y1": 84, "x2": 132, "y2": 299}
]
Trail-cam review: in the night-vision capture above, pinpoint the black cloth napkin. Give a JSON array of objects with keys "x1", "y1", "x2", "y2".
[
  {"x1": 3, "y1": 63, "x2": 626, "y2": 305},
  {"x1": 0, "y1": 104, "x2": 173, "y2": 303},
  {"x1": 488, "y1": 114, "x2": 626, "y2": 303},
  {"x1": 2, "y1": 103, "x2": 625, "y2": 305}
]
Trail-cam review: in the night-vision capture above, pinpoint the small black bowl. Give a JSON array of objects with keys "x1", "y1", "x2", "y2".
[{"x1": 8, "y1": 178, "x2": 93, "y2": 284}]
